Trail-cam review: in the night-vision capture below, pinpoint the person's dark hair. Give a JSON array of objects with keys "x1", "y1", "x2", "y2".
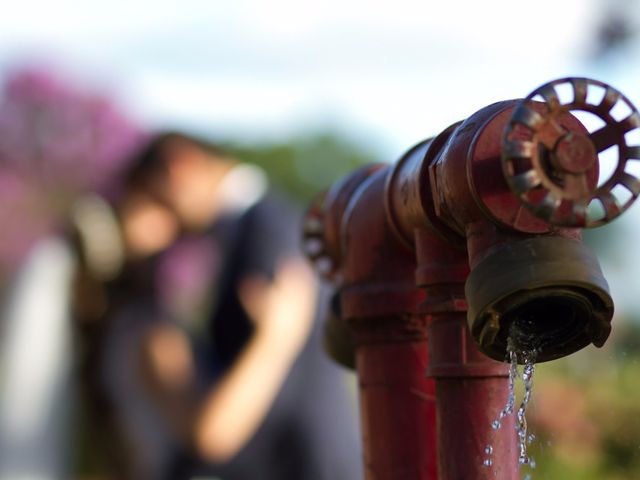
[{"x1": 125, "y1": 131, "x2": 227, "y2": 189}]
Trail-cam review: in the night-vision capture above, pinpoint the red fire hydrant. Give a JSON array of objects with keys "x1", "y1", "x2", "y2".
[{"x1": 303, "y1": 78, "x2": 640, "y2": 479}]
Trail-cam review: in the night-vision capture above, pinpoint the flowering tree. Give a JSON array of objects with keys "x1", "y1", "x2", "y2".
[{"x1": 0, "y1": 68, "x2": 145, "y2": 276}]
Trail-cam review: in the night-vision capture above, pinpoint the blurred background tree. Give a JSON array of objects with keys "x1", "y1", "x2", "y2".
[
  {"x1": 226, "y1": 132, "x2": 379, "y2": 204},
  {"x1": 0, "y1": 68, "x2": 144, "y2": 278}
]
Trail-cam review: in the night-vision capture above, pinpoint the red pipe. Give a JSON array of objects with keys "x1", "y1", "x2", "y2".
[
  {"x1": 415, "y1": 229, "x2": 517, "y2": 479},
  {"x1": 357, "y1": 341, "x2": 436, "y2": 480},
  {"x1": 340, "y1": 168, "x2": 437, "y2": 479},
  {"x1": 304, "y1": 78, "x2": 631, "y2": 480}
]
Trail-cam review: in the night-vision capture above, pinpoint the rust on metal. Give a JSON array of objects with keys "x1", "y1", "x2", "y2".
[{"x1": 302, "y1": 77, "x2": 638, "y2": 480}]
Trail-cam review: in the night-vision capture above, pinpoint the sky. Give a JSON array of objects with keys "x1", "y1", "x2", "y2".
[
  {"x1": 0, "y1": 0, "x2": 631, "y2": 153},
  {"x1": 1, "y1": 0, "x2": 640, "y2": 313}
]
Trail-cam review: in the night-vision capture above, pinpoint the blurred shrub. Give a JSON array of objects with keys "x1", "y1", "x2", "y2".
[
  {"x1": 225, "y1": 132, "x2": 380, "y2": 204},
  {"x1": 0, "y1": 67, "x2": 144, "y2": 275},
  {"x1": 527, "y1": 321, "x2": 640, "y2": 479}
]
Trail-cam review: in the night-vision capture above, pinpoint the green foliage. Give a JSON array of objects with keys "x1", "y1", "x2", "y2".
[{"x1": 224, "y1": 132, "x2": 381, "y2": 205}]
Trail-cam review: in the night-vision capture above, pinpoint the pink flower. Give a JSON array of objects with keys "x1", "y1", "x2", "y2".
[{"x1": 0, "y1": 66, "x2": 146, "y2": 275}]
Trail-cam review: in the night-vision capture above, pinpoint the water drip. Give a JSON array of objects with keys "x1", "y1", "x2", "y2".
[{"x1": 488, "y1": 336, "x2": 538, "y2": 475}]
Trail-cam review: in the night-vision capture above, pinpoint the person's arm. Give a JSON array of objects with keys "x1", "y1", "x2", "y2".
[{"x1": 140, "y1": 257, "x2": 317, "y2": 462}]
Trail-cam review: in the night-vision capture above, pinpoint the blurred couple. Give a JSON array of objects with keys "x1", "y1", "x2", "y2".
[
  {"x1": 70, "y1": 132, "x2": 363, "y2": 479},
  {"x1": 0, "y1": 129, "x2": 362, "y2": 480}
]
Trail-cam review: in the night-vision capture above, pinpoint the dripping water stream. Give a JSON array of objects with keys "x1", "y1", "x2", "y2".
[
  {"x1": 485, "y1": 340, "x2": 538, "y2": 476},
  {"x1": 516, "y1": 350, "x2": 536, "y2": 466}
]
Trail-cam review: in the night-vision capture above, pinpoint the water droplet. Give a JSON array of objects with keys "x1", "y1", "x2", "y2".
[
  {"x1": 483, "y1": 458, "x2": 493, "y2": 467},
  {"x1": 530, "y1": 458, "x2": 537, "y2": 469},
  {"x1": 524, "y1": 474, "x2": 532, "y2": 480},
  {"x1": 491, "y1": 420, "x2": 500, "y2": 430},
  {"x1": 484, "y1": 445, "x2": 493, "y2": 455},
  {"x1": 528, "y1": 434, "x2": 536, "y2": 444}
]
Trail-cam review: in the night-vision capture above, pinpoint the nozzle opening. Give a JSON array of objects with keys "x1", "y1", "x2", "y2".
[
  {"x1": 485, "y1": 287, "x2": 609, "y2": 362},
  {"x1": 466, "y1": 236, "x2": 613, "y2": 363},
  {"x1": 506, "y1": 293, "x2": 588, "y2": 351}
]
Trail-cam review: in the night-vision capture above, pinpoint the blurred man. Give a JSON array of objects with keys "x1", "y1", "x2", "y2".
[{"x1": 102, "y1": 132, "x2": 362, "y2": 479}]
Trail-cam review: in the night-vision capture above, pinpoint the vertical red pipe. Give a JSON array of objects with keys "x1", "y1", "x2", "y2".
[
  {"x1": 415, "y1": 229, "x2": 518, "y2": 480},
  {"x1": 428, "y1": 315, "x2": 518, "y2": 479},
  {"x1": 341, "y1": 168, "x2": 438, "y2": 479},
  {"x1": 356, "y1": 339, "x2": 437, "y2": 480}
]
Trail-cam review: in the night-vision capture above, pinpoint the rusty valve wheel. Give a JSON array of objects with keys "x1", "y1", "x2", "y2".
[
  {"x1": 302, "y1": 191, "x2": 335, "y2": 279},
  {"x1": 502, "y1": 77, "x2": 640, "y2": 227}
]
